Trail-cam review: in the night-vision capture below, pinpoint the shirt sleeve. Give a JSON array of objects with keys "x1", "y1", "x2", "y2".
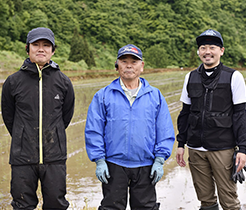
[
  {"x1": 231, "y1": 71, "x2": 246, "y2": 105},
  {"x1": 180, "y1": 72, "x2": 191, "y2": 105}
]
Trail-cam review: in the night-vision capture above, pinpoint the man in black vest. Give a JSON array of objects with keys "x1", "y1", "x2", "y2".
[{"x1": 176, "y1": 29, "x2": 246, "y2": 210}]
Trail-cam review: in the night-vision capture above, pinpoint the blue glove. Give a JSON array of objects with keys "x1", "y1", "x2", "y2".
[
  {"x1": 95, "y1": 159, "x2": 110, "y2": 184},
  {"x1": 150, "y1": 157, "x2": 165, "y2": 185}
]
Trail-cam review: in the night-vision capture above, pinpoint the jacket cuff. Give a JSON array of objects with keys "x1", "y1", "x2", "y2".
[
  {"x1": 238, "y1": 146, "x2": 246, "y2": 155},
  {"x1": 178, "y1": 142, "x2": 185, "y2": 148}
]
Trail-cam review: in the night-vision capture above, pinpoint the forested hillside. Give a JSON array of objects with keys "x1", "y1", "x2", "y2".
[{"x1": 1, "y1": 0, "x2": 246, "y2": 70}]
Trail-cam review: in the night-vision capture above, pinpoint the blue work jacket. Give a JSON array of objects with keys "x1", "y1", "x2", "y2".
[{"x1": 85, "y1": 77, "x2": 175, "y2": 168}]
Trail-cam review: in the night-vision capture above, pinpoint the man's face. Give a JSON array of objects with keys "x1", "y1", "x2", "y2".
[
  {"x1": 117, "y1": 54, "x2": 144, "y2": 82},
  {"x1": 198, "y1": 45, "x2": 224, "y2": 69},
  {"x1": 28, "y1": 39, "x2": 54, "y2": 68}
]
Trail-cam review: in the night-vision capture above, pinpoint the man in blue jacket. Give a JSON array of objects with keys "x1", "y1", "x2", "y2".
[{"x1": 85, "y1": 44, "x2": 175, "y2": 210}]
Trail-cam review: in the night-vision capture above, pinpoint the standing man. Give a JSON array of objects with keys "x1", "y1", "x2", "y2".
[
  {"x1": 176, "y1": 29, "x2": 246, "y2": 210},
  {"x1": 85, "y1": 44, "x2": 175, "y2": 210},
  {"x1": 1, "y1": 27, "x2": 75, "y2": 210}
]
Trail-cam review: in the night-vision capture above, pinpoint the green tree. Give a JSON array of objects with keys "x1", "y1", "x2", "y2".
[
  {"x1": 188, "y1": 47, "x2": 199, "y2": 67},
  {"x1": 68, "y1": 29, "x2": 84, "y2": 62},
  {"x1": 68, "y1": 29, "x2": 96, "y2": 68},
  {"x1": 83, "y1": 38, "x2": 96, "y2": 68},
  {"x1": 144, "y1": 44, "x2": 169, "y2": 68},
  {"x1": 0, "y1": 0, "x2": 10, "y2": 37},
  {"x1": 1, "y1": 0, "x2": 246, "y2": 68},
  {"x1": 8, "y1": 14, "x2": 25, "y2": 40},
  {"x1": 26, "y1": 9, "x2": 48, "y2": 29}
]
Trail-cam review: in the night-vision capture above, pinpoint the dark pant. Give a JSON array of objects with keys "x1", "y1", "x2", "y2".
[
  {"x1": 11, "y1": 164, "x2": 69, "y2": 210},
  {"x1": 188, "y1": 148, "x2": 240, "y2": 210},
  {"x1": 99, "y1": 162, "x2": 160, "y2": 210}
]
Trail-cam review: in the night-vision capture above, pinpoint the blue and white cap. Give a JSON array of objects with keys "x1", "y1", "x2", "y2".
[
  {"x1": 196, "y1": 29, "x2": 223, "y2": 48},
  {"x1": 117, "y1": 44, "x2": 142, "y2": 60}
]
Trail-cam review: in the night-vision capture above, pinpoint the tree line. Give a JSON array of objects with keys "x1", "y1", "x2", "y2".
[{"x1": 1, "y1": 0, "x2": 246, "y2": 70}]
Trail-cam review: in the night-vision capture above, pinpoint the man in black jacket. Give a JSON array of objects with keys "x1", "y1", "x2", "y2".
[
  {"x1": 1, "y1": 27, "x2": 75, "y2": 210},
  {"x1": 176, "y1": 29, "x2": 246, "y2": 210}
]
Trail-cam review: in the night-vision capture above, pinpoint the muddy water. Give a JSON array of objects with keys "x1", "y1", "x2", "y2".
[{"x1": 0, "y1": 72, "x2": 246, "y2": 210}]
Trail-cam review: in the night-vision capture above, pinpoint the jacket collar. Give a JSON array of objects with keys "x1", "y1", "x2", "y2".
[
  {"x1": 109, "y1": 77, "x2": 153, "y2": 97},
  {"x1": 20, "y1": 58, "x2": 60, "y2": 73}
]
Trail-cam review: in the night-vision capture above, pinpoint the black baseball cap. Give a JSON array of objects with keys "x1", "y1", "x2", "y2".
[
  {"x1": 26, "y1": 27, "x2": 55, "y2": 46},
  {"x1": 196, "y1": 29, "x2": 223, "y2": 48}
]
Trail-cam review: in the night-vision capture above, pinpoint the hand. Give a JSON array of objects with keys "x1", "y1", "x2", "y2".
[
  {"x1": 95, "y1": 159, "x2": 110, "y2": 184},
  {"x1": 150, "y1": 157, "x2": 165, "y2": 185},
  {"x1": 232, "y1": 164, "x2": 245, "y2": 184},
  {"x1": 235, "y1": 152, "x2": 246, "y2": 172},
  {"x1": 176, "y1": 147, "x2": 186, "y2": 167},
  {"x1": 232, "y1": 151, "x2": 246, "y2": 184}
]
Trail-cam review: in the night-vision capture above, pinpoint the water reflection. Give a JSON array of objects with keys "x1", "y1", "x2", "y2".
[{"x1": 0, "y1": 72, "x2": 246, "y2": 210}]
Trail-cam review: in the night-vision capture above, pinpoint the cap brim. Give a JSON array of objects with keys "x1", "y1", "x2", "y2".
[
  {"x1": 117, "y1": 52, "x2": 142, "y2": 60},
  {"x1": 29, "y1": 37, "x2": 55, "y2": 46},
  {"x1": 196, "y1": 36, "x2": 223, "y2": 47}
]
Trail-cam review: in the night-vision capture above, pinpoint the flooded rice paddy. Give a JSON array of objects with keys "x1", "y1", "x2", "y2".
[{"x1": 0, "y1": 71, "x2": 246, "y2": 210}]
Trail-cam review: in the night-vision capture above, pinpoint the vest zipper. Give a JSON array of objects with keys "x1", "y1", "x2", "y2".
[{"x1": 201, "y1": 88, "x2": 208, "y2": 144}]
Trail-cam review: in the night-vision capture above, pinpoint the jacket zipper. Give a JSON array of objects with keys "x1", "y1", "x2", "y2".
[
  {"x1": 116, "y1": 86, "x2": 151, "y2": 163},
  {"x1": 36, "y1": 64, "x2": 49, "y2": 164},
  {"x1": 121, "y1": 90, "x2": 137, "y2": 162},
  {"x1": 128, "y1": 106, "x2": 132, "y2": 162}
]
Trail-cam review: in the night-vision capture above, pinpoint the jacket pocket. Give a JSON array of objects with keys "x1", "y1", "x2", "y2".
[
  {"x1": 188, "y1": 89, "x2": 203, "y2": 98},
  {"x1": 207, "y1": 115, "x2": 232, "y2": 128},
  {"x1": 188, "y1": 89, "x2": 203, "y2": 111},
  {"x1": 56, "y1": 125, "x2": 66, "y2": 156},
  {"x1": 11, "y1": 124, "x2": 24, "y2": 158},
  {"x1": 43, "y1": 125, "x2": 66, "y2": 162}
]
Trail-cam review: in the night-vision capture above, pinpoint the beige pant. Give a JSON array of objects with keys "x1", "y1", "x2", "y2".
[{"x1": 188, "y1": 148, "x2": 241, "y2": 210}]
